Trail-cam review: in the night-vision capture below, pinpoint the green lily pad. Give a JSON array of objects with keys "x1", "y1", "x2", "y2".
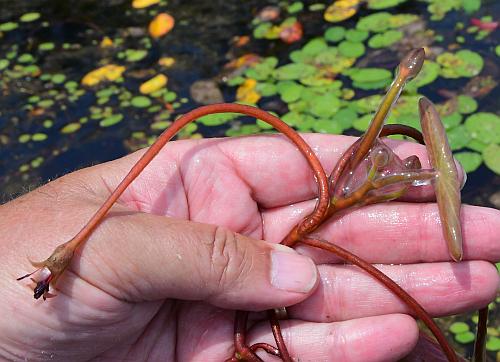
[
  {"x1": 441, "y1": 112, "x2": 462, "y2": 129},
  {"x1": 368, "y1": 30, "x2": 403, "y2": 48},
  {"x1": 357, "y1": 12, "x2": 392, "y2": 32},
  {"x1": 406, "y1": 60, "x2": 440, "y2": 91},
  {"x1": 455, "y1": 331, "x2": 476, "y2": 344},
  {"x1": 39, "y1": 42, "x2": 55, "y2": 51},
  {"x1": 51, "y1": 74, "x2": 66, "y2": 84},
  {"x1": 309, "y1": 93, "x2": 340, "y2": 118},
  {"x1": 447, "y1": 125, "x2": 471, "y2": 150},
  {"x1": 345, "y1": 29, "x2": 369, "y2": 42},
  {"x1": 20, "y1": 12, "x2": 41, "y2": 22},
  {"x1": 18, "y1": 53, "x2": 35, "y2": 63},
  {"x1": 256, "y1": 82, "x2": 277, "y2": 97},
  {"x1": 338, "y1": 41, "x2": 365, "y2": 58},
  {"x1": 18, "y1": 134, "x2": 31, "y2": 143},
  {"x1": 198, "y1": 113, "x2": 239, "y2": 126},
  {"x1": 0, "y1": 22, "x2": 18, "y2": 32},
  {"x1": 465, "y1": 112, "x2": 500, "y2": 144},
  {"x1": 353, "y1": 95, "x2": 383, "y2": 114},
  {"x1": 457, "y1": 95, "x2": 478, "y2": 114},
  {"x1": 388, "y1": 14, "x2": 419, "y2": 28},
  {"x1": 253, "y1": 22, "x2": 272, "y2": 39},
  {"x1": 347, "y1": 68, "x2": 392, "y2": 83},
  {"x1": 277, "y1": 81, "x2": 303, "y2": 103},
  {"x1": 486, "y1": 336, "x2": 500, "y2": 351},
  {"x1": 37, "y1": 99, "x2": 54, "y2": 108},
  {"x1": 274, "y1": 63, "x2": 317, "y2": 80},
  {"x1": 61, "y1": 123, "x2": 82, "y2": 134},
  {"x1": 302, "y1": 38, "x2": 329, "y2": 56},
  {"x1": 437, "y1": 50, "x2": 484, "y2": 78},
  {"x1": 331, "y1": 107, "x2": 357, "y2": 130},
  {"x1": 483, "y1": 144, "x2": 500, "y2": 174},
  {"x1": 353, "y1": 114, "x2": 375, "y2": 131},
  {"x1": 312, "y1": 118, "x2": 343, "y2": 134},
  {"x1": 0, "y1": 59, "x2": 9, "y2": 70},
  {"x1": 131, "y1": 96, "x2": 152, "y2": 108},
  {"x1": 454, "y1": 152, "x2": 482, "y2": 173},
  {"x1": 366, "y1": 0, "x2": 408, "y2": 9},
  {"x1": 463, "y1": 0, "x2": 481, "y2": 13},
  {"x1": 287, "y1": 1, "x2": 304, "y2": 13},
  {"x1": 449, "y1": 322, "x2": 470, "y2": 334},
  {"x1": 324, "y1": 26, "x2": 345, "y2": 42},
  {"x1": 125, "y1": 49, "x2": 148, "y2": 62},
  {"x1": 99, "y1": 114, "x2": 124, "y2": 127},
  {"x1": 32, "y1": 133, "x2": 48, "y2": 141}
]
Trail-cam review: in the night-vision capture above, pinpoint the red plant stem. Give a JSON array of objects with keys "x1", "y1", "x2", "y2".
[
  {"x1": 231, "y1": 311, "x2": 263, "y2": 362},
  {"x1": 268, "y1": 309, "x2": 292, "y2": 361},
  {"x1": 65, "y1": 103, "x2": 329, "y2": 252},
  {"x1": 250, "y1": 343, "x2": 280, "y2": 357},
  {"x1": 379, "y1": 124, "x2": 425, "y2": 144},
  {"x1": 300, "y1": 237, "x2": 458, "y2": 362},
  {"x1": 473, "y1": 306, "x2": 488, "y2": 362}
]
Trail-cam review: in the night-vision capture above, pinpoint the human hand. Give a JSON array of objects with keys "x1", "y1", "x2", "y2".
[{"x1": 1, "y1": 134, "x2": 499, "y2": 361}]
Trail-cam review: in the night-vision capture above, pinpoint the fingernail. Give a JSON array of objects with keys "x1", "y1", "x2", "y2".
[{"x1": 271, "y1": 250, "x2": 317, "y2": 293}]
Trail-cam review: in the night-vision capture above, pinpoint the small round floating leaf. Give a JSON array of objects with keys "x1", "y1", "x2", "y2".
[
  {"x1": 39, "y1": 42, "x2": 55, "y2": 51},
  {"x1": 455, "y1": 152, "x2": 482, "y2": 173},
  {"x1": 198, "y1": 113, "x2": 239, "y2": 126},
  {"x1": 309, "y1": 93, "x2": 340, "y2": 118},
  {"x1": 406, "y1": 60, "x2": 440, "y2": 91},
  {"x1": 455, "y1": 331, "x2": 475, "y2": 344},
  {"x1": 131, "y1": 96, "x2": 152, "y2": 108},
  {"x1": 353, "y1": 114, "x2": 374, "y2": 131},
  {"x1": 302, "y1": 38, "x2": 328, "y2": 56},
  {"x1": 449, "y1": 322, "x2": 470, "y2": 334},
  {"x1": 274, "y1": 63, "x2": 316, "y2": 80},
  {"x1": 457, "y1": 95, "x2": 478, "y2": 114},
  {"x1": 419, "y1": 97, "x2": 462, "y2": 261},
  {"x1": 348, "y1": 68, "x2": 392, "y2": 83},
  {"x1": 277, "y1": 81, "x2": 303, "y2": 103},
  {"x1": 483, "y1": 144, "x2": 500, "y2": 174},
  {"x1": 150, "y1": 121, "x2": 171, "y2": 130},
  {"x1": 486, "y1": 336, "x2": 500, "y2": 351},
  {"x1": 324, "y1": 26, "x2": 345, "y2": 42},
  {"x1": 20, "y1": 12, "x2": 41, "y2": 22},
  {"x1": 99, "y1": 114, "x2": 123, "y2": 127},
  {"x1": 132, "y1": 0, "x2": 160, "y2": 8},
  {"x1": 324, "y1": 0, "x2": 358, "y2": 23},
  {"x1": 148, "y1": 13, "x2": 174, "y2": 38},
  {"x1": 447, "y1": 126, "x2": 471, "y2": 150},
  {"x1": 465, "y1": 112, "x2": 500, "y2": 144},
  {"x1": 61, "y1": 122, "x2": 81, "y2": 134},
  {"x1": 0, "y1": 22, "x2": 18, "y2": 32},
  {"x1": 37, "y1": 99, "x2": 54, "y2": 108},
  {"x1": 345, "y1": 29, "x2": 369, "y2": 42},
  {"x1": 43, "y1": 119, "x2": 53, "y2": 128},
  {"x1": 32, "y1": 133, "x2": 48, "y2": 141},
  {"x1": 441, "y1": 112, "x2": 462, "y2": 130},
  {"x1": 287, "y1": 1, "x2": 304, "y2": 13},
  {"x1": 125, "y1": 49, "x2": 148, "y2": 62},
  {"x1": 368, "y1": 30, "x2": 403, "y2": 48},
  {"x1": 18, "y1": 134, "x2": 31, "y2": 143},
  {"x1": 366, "y1": 0, "x2": 408, "y2": 9},
  {"x1": 338, "y1": 41, "x2": 365, "y2": 58},
  {"x1": 51, "y1": 74, "x2": 66, "y2": 84},
  {"x1": 18, "y1": 54, "x2": 34, "y2": 63},
  {"x1": 139, "y1": 74, "x2": 168, "y2": 94},
  {"x1": 0, "y1": 59, "x2": 9, "y2": 70},
  {"x1": 356, "y1": 12, "x2": 392, "y2": 32}
]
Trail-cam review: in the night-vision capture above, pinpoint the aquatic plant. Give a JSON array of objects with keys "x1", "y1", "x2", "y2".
[{"x1": 17, "y1": 49, "x2": 483, "y2": 361}]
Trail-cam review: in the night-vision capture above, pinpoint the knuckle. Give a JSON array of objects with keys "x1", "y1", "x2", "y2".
[{"x1": 206, "y1": 225, "x2": 251, "y2": 294}]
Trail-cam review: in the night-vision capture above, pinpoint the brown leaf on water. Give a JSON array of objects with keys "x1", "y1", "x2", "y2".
[{"x1": 419, "y1": 97, "x2": 463, "y2": 261}]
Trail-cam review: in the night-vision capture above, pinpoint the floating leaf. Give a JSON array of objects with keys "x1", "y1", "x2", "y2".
[
  {"x1": 465, "y1": 112, "x2": 500, "y2": 144},
  {"x1": 0, "y1": 59, "x2": 9, "y2": 70},
  {"x1": 447, "y1": 126, "x2": 471, "y2": 150},
  {"x1": 274, "y1": 63, "x2": 316, "y2": 80},
  {"x1": 287, "y1": 1, "x2": 304, "y2": 13},
  {"x1": 18, "y1": 134, "x2": 31, "y2": 143},
  {"x1": 99, "y1": 114, "x2": 124, "y2": 127},
  {"x1": 158, "y1": 57, "x2": 175, "y2": 67},
  {"x1": 353, "y1": 114, "x2": 374, "y2": 131},
  {"x1": 441, "y1": 112, "x2": 462, "y2": 129},
  {"x1": 455, "y1": 331, "x2": 475, "y2": 344},
  {"x1": 277, "y1": 81, "x2": 303, "y2": 103},
  {"x1": 338, "y1": 41, "x2": 365, "y2": 58},
  {"x1": 131, "y1": 96, "x2": 152, "y2": 108},
  {"x1": 81, "y1": 64, "x2": 125, "y2": 86},
  {"x1": 483, "y1": 144, "x2": 500, "y2": 174},
  {"x1": 149, "y1": 13, "x2": 175, "y2": 38},
  {"x1": 132, "y1": 0, "x2": 160, "y2": 8},
  {"x1": 437, "y1": 50, "x2": 484, "y2": 78},
  {"x1": 368, "y1": 30, "x2": 403, "y2": 48},
  {"x1": 32, "y1": 133, "x2": 48, "y2": 141},
  {"x1": 345, "y1": 29, "x2": 369, "y2": 42},
  {"x1": 406, "y1": 60, "x2": 440, "y2": 91},
  {"x1": 0, "y1": 22, "x2": 18, "y2": 32},
  {"x1": 236, "y1": 79, "x2": 261, "y2": 104},
  {"x1": 357, "y1": 12, "x2": 392, "y2": 32},
  {"x1": 457, "y1": 95, "x2": 478, "y2": 114},
  {"x1": 347, "y1": 68, "x2": 392, "y2": 89},
  {"x1": 449, "y1": 322, "x2": 470, "y2": 334},
  {"x1": 454, "y1": 152, "x2": 482, "y2": 173},
  {"x1": 198, "y1": 113, "x2": 239, "y2": 126},
  {"x1": 324, "y1": 26, "x2": 345, "y2": 42},
  {"x1": 366, "y1": 0, "x2": 408, "y2": 9},
  {"x1": 419, "y1": 97, "x2": 462, "y2": 261},
  {"x1": 309, "y1": 93, "x2": 340, "y2": 118},
  {"x1": 125, "y1": 49, "x2": 148, "y2": 62},
  {"x1": 20, "y1": 12, "x2": 41, "y2": 22},
  {"x1": 38, "y1": 42, "x2": 55, "y2": 51},
  {"x1": 324, "y1": 0, "x2": 360, "y2": 23},
  {"x1": 302, "y1": 38, "x2": 329, "y2": 56},
  {"x1": 139, "y1": 74, "x2": 168, "y2": 94},
  {"x1": 485, "y1": 336, "x2": 500, "y2": 351},
  {"x1": 51, "y1": 74, "x2": 66, "y2": 84},
  {"x1": 279, "y1": 20, "x2": 303, "y2": 43},
  {"x1": 60, "y1": 123, "x2": 81, "y2": 134}
]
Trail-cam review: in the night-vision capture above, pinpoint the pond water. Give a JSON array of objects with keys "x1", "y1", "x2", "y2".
[{"x1": 0, "y1": 0, "x2": 498, "y2": 359}]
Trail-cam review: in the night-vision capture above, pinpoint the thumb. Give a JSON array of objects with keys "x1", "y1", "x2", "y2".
[{"x1": 75, "y1": 212, "x2": 318, "y2": 311}]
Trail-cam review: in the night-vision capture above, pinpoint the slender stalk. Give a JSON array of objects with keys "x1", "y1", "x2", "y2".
[
  {"x1": 300, "y1": 237, "x2": 458, "y2": 362},
  {"x1": 250, "y1": 343, "x2": 280, "y2": 357},
  {"x1": 65, "y1": 104, "x2": 329, "y2": 253},
  {"x1": 379, "y1": 124, "x2": 425, "y2": 144},
  {"x1": 268, "y1": 309, "x2": 292, "y2": 361},
  {"x1": 472, "y1": 307, "x2": 488, "y2": 362},
  {"x1": 231, "y1": 311, "x2": 263, "y2": 362}
]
